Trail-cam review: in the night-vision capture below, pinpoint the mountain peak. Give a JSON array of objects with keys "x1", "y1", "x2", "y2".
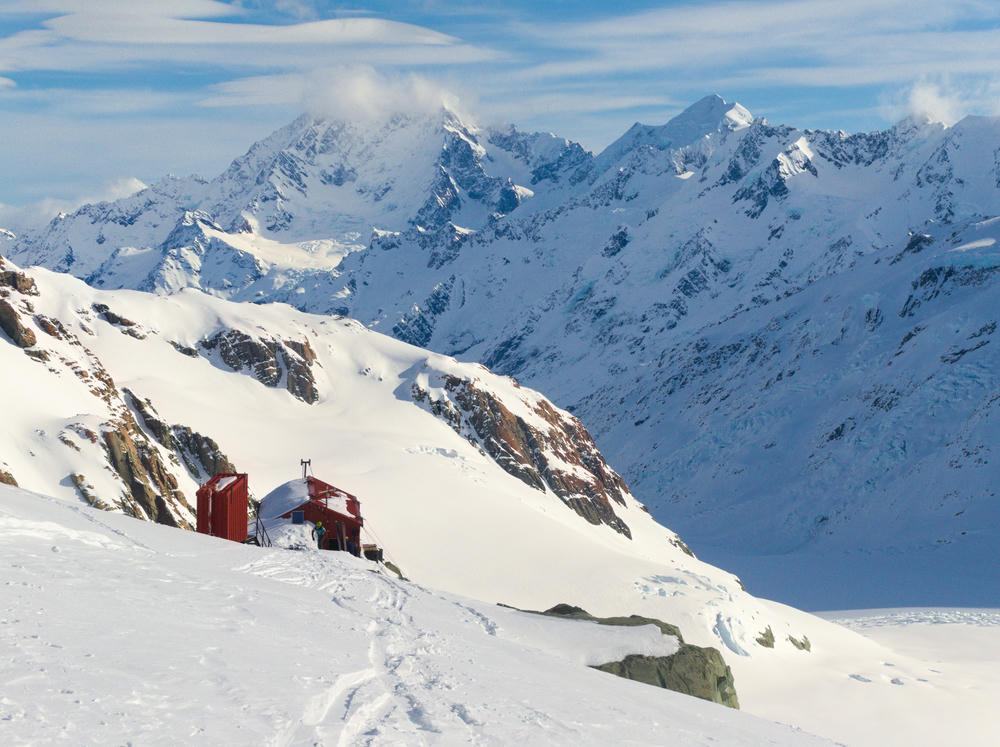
[
  {"x1": 597, "y1": 94, "x2": 753, "y2": 168},
  {"x1": 666, "y1": 94, "x2": 753, "y2": 141}
]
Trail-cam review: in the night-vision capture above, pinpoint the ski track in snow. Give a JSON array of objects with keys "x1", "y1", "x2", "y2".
[{"x1": 242, "y1": 553, "x2": 495, "y2": 745}]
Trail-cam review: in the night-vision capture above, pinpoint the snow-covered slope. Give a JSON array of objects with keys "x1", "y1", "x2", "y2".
[
  {"x1": 0, "y1": 255, "x2": 772, "y2": 650},
  {"x1": 0, "y1": 484, "x2": 838, "y2": 745},
  {"x1": 5, "y1": 485, "x2": 999, "y2": 746},
  {"x1": 10, "y1": 96, "x2": 1000, "y2": 607},
  {"x1": 5, "y1": 255, "x2": 982, "y2": 743}
]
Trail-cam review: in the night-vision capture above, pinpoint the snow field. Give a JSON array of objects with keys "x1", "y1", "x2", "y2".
[{"x1": 0, "y1": 485, "x2": 830, "y2": 746}]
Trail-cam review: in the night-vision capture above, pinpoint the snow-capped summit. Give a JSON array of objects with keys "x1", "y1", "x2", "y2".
[{"x1": 596, "y1": 94, "x2": 753, "y2": 170}]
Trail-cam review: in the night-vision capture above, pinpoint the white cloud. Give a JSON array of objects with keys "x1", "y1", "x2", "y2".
[
  {"x1": 876, "y1": 81, "x2": 986, "y2": 126},
  {"x1": 204, "y1": 66, "x2": 476, "y2": 123},
  {"x1": 905, "y1": 84, "x2": 962, "y2": 125},
  {"x1": 5, "y1": 1, "x2": 236, "y2": 17},
  {"x1": 0, "y1": 176, "x2": 149, "y2": 232},
  {"x1": 515, "y1": 0, "x2": 1000, "y2": 88},
  {"x1": 0, "y1": 5, "x2": 494, "y2": 77},
  {"x1": 84, "y1": 176, "x2": 149, "y2": 204}
]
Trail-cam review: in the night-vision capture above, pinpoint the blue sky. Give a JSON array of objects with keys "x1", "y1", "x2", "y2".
[{"x1": 2, "y1": 0, "x2": 1000, "y2": 213}]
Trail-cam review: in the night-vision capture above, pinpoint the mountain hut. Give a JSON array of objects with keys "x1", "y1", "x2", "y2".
[{"x1": 258, "y1": 476, "x2": 367, "y2": 555}]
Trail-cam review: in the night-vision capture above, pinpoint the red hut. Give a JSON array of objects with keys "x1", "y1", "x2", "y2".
[
  {"x1": 196, "y1": 473, "x2": 249, "y2": 543},
  {"x1": 258, "y1": 475, "x2": 364, "y2": 554}
]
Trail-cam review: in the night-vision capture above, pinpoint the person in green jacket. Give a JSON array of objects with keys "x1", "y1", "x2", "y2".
[{"x1": 312, "y1": 520, "x2": 326, "y2": 549}]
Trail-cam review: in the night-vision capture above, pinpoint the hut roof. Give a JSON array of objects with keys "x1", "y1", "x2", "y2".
[{"x1": 258, "y1": 478, "x2": 310, "y2": 520}]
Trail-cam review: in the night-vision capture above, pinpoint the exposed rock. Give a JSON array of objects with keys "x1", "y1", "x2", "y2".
[
  {"x1": 0, "y1": 268, "x2": 39, "y2": 296},
  {"x1": 413, "y1": 373, "x2": 633, "y2": 537},
  {"x1": 281, "y1": 339, "x2": 319, "y2": 404},
  {"x1": 124, "y1": 388, "x2": 236, "y2": 481},
  {"x1": 200, "y1": 329, "x2": 319, "y2": 404},
  {"x1": 168, "y1": 340, "x2": 199, "y2": 357},
  {"x1": 92, "y1": 303, "x2": 147, "y2": 339},
  {"x1": 100, "y1": 419, "x2": 191, "y2": 527},
  {"x1": 787, "y1": 634, "x2": 811, "y2": 651},
  {"x1": 541, "y1": 604, "x2": 685, "y2": 642},
  {"x1": 70, "y1": 473, "x2": 110, "y2": 510},
  {"x1": 0, "y1": 299, "x2": 37, "y2": 348},
  {"x1": 34, "y1": 314, "x2": 68, "y2": 339},
  {"x1": 521, "y1": 603, "x2": 738, "y2": 709},
  {"x1": 0, "y1": 467, "x2": 17, "y2": 486},
  {"x1": 594, "y1": 650, "x2": 739, "y2": 709},
  {"x1": 755, "y1": 626, "x2": 775, "y2": 648}
]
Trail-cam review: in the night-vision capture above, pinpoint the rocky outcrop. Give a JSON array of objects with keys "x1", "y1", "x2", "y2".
[
  {"x1": 0, "y1": 256, "x2": 41, "y2": 350},
  {"x1": 0, "y1": 299, "x2": 37, "y2": 348},
  {"x1": 755, "y1": 626, "x2": 775, "y2": 648},
  {"x1": 100, "y1": 415, "x2": 193, "y2": 527},
  {"x1": 91, "y1": 303, "x2": 147, "y2": 339},
  {"x1": 0, "y1": 466, "x2": 17, "y2": 486},
  {"x1": 412, "y1": 372, "x2": 633, "y2": 537},
  {"x1": 125, "y1": 388, "x2": 236, "y2": 481},
  {"x1": 787, "y1": 634, "x2": 811, "y2": 652},
  {"x1": 523, "y1": 604, "x2": 739, "y2": 709},
  {"x1": 200, "y1": 329, "x2": 319, "y2": 404},
  {"x1": 594, "y1": 650, "x2": 740, "y2": 709},
  {"x1": 0, "y1": 265, "x2": 39, "y2": 296},
  {"x1": 70, "y1": 473, "x2": 110, "y2": 510}
]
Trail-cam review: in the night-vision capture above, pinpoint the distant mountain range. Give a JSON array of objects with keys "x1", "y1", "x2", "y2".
[{"x1": 7, "y1": 94, "x2": 1000, "y2": 606}]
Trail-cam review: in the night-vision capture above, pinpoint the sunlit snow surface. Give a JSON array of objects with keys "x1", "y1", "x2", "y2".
[{"x1": 0, "y1": 485, "x2": 827, "y2": 746}]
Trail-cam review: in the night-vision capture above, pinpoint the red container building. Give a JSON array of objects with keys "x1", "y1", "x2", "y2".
[{"x1": 196, "y1": 473, "x2": 249, "y2": 543}]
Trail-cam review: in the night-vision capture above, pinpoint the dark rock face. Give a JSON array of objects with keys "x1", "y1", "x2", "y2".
[
  {"x1": 100, "y1": 423, "x2": 190, "y2": 527},
  {"x1": 0, "y1": 299, "x2": 37, "y2": 348},
  {"x1": 393, "y1": 277, "x2": 455, "y2": 349},
  {"x1": 0, "y1": 267, "x2": 39, "y2": 296},
  {"x1": 0, "y1": 260, "x2": 39, "y2": 349},
  {"x1": 91, "y1": 303, "x2": 147, "y2": 339},
  {"x1": 529, "y1": 603, "x2": 739, "y2": 709},
  {"x1": 412, "y1": 373, "x2": 633, "y2": 537},
  {"x1": 200, "y1": 329, "x2": 319, "y2": 404},
  {"x1": 124, "y1": 389, "x2": 236, "y2": 481}
]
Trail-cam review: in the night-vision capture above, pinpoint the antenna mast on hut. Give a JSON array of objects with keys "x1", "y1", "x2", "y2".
[{"x1": 300, "y1": 459, "x2": 311, "y2": 479}]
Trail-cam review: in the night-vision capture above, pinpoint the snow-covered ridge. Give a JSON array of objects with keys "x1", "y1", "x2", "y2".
[{"x1": 0, "y1": 255, "x2": 646, "y2": 539}]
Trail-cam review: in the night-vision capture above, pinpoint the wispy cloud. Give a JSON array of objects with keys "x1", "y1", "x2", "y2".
[
  {"x1": 0, "y1": 176, "x2": 147, "y2": 231},
  {"x1": 0, "y1": 3, "x2": 493, "y2": 76},
  {"x1": 202, "y1": 66, "x2": 475, "y2": 123}
]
